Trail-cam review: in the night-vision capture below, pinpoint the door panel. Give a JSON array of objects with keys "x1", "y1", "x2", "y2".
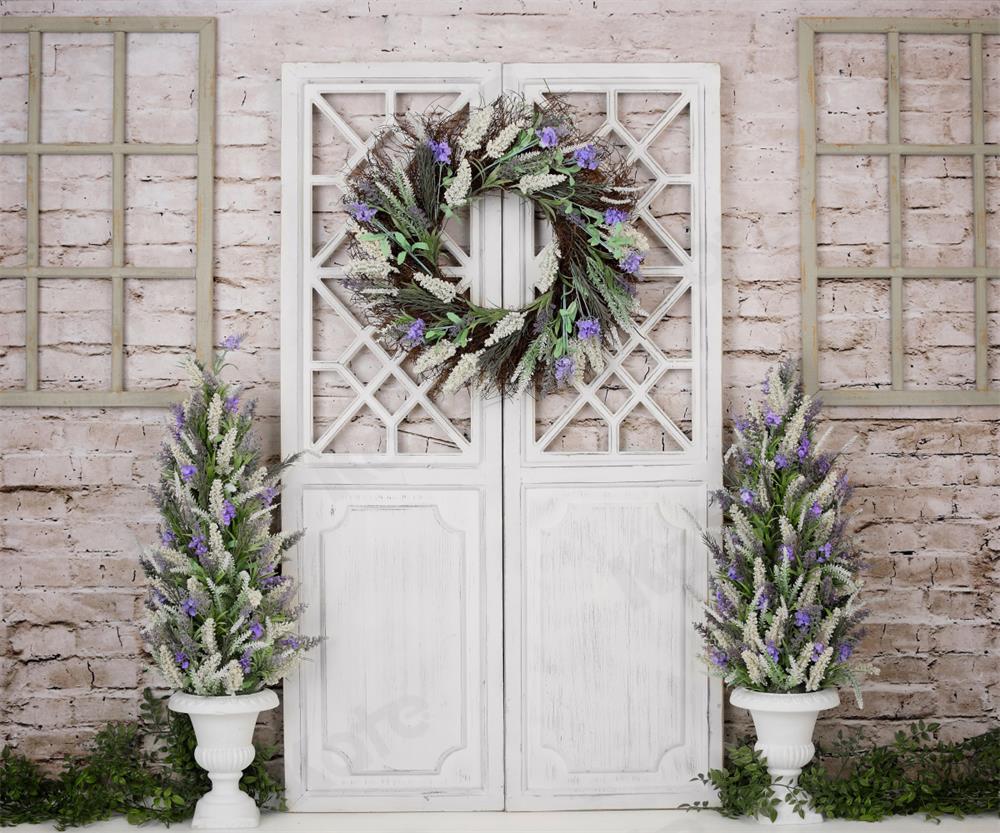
[
  {"x1": 281, "y1": 61, "x2": 721, "y2": 812},
  {"x1": 281, "y1": 62, "x2": 504, "y2": 811},
  {"x1": 501, "y1": 63, "x2": 722, "y2": 809},
  {"x1": 304, "y1": 487, "x2": 490, "y2": 790}
]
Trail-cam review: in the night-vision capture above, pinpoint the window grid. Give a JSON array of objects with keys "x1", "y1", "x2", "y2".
[
  {"x1": 799, "y1": 17, "x2": 1000, "y2": 406},
  {"x1": 0, "y1": 16, "x2": 216, "y2": 407}
]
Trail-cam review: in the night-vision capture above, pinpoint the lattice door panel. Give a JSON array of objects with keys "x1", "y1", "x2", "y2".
[
  {"x1": 511, "y1": 87, "x2": 703, "y2": 461},
  {"x1": 294, "y1": 74, "x2": 501, "y2": 461}
]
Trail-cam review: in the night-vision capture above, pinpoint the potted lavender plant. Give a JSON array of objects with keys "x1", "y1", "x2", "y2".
[
  {"x1": 140, "y1": 337, "x2": 316, "y2": 829},
  {"x1": 697, "y1": 363, "x2": 877, "y2": 825}
]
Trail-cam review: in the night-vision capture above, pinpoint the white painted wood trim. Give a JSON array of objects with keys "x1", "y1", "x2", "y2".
[
  {"x1": 280, "y1": 62, "x2": 504, "y2": 811},
  {"x1": 501, "y1": 62, "x2": 723, "y2": 810}
]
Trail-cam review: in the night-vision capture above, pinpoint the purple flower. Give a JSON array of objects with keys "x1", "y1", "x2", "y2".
[
  {"x1": 734, "y1": 417, "x2": 749, "y2": 432},
  {"x1": 224, "y1": 394, "x2": 240, "y2": 414},
  {"x1": 554, "y1": 356, "x2": 575, "y2": 382},
  {"x1": 743, "y1": 454, "x2": 754, "y2": 467},
  {"x1": 764, "y1": 409, "x2": 781, "y2": 428},
  {"x1": 619, "y1": 251, "x2": 644, "y2": 275},
  {"x1": 710, "y1": 648, "x2": 729, "y2": 668},
  {"x1": 180, "y1": 464, "x2": 197, "y2": 482},
  {"x1": 795, "y1": 610, "x2": 812, "y2": 629},
  {"x1": 161, "y1": 529, "x2": 175, "y2": 546},
  {"x1": 427, "y1": 138, "x2": 452, "y2": 164},
  {"x1": 837, "y1": 643, "x2": 854, "y2": 662},
  {"x1": 221, "y1": 500, "x2": 237, "y2": 526},
  {"x1": 221, "y1": 334, "x2": 242, "y2": 351},
  {"x1": 780, "y1": 543, "x2": 794, "y2": 562},
  {"x1": 348, "y1": 201, "x2": 377, "y2": 223},
  {"x1": 261, "y1": 574, "x2": 285, "y2": 589},
  {"x1": 170, "y1": 403, "x2": 185, "y2": 437},
  {"x1": 404, "y1": 318, "x2": 426, "y2": 346},
  {"x1": 762, "y1": 377, "x2": 771, "y2": 394},
  {"x1": 604, "y1": 207, "x2": 629, "y2": 225},
  {"x1": 576, "y1": 318, "x2": 601, "y2": 340},
  {"x1": 249, "y1": 621, "x2": 264, "y2": 640},
  {"x1": 152, "y1": 589, "x2": 166, "y2": 605},
  {"x1": 282, "y1": 636, "x2": 302, "y2": 651},
  {"x1": 573, "y1": 144, "x2": 598, "y2": 170},
  {"x1": 239, "y1": 649, "x2": 253, "y2": 674},
  {"x1": 775, "y1": 453, "x2": 788, "y2": 469},
  {"x1": 536, "y1": 126, "x2": 559, "y2": 148},
  {"x1": 811, "y1": 641, "x2": 826, "y2": 661},
  {"x1": 181, "y1": 597, "x2": 198, "y2": 618},
  {"x1": 765, "y1": 641, "x2": 780, "y2": 663},
  {"x1": 797, "y1": 438, "x2": 811, "y2": 460},
  {"x1": 818, "y1": 542, "x2": 833, "y2": 562},
  {"x1": 715, "y1": 589, "x2": 733, "y2": 616},
  {"x1": 175, "y1": 651, "x2": 190, "y2": 671},
  {"x1": 817, "y1": 455, "x2": 831, "y2": 474},
  {"x1": 810, "y1": 501, "x2": 823, "y2": 518},
  {"x1": 261, "y1": 486, "x2": 277, "y2": 507},
  {"x1": 755, "y1": 593, "x2": 769, "y2": 611},
  {"x1": 739, "y1": 488, "x2": 754, "y2": 506},
  {"x1": 727, "y1": 565, "x2": 738, "y2": 580},
  {"x1": 188, "y1": 535, "x2": 208, "y2": 557}
]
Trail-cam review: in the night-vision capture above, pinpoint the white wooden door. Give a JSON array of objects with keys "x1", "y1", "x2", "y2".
[
  {"x1": 280, "y1": 63, "x2": 505, "y2": 811},
  {"x1": 501, "y1": 63, "x2": 722, "y2": 809},
  {"x1": 281, "y1": 61, "x2": 721, "y2": 813}
]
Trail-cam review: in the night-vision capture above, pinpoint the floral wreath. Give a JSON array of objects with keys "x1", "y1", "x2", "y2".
[{"x1": 342, "y1": 94, "x2": 650, "y2": 397}]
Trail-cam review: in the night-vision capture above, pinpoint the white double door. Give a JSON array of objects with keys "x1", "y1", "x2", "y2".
[{"x1": 280, "y1": 62, "x2": 722, "y2": 811}]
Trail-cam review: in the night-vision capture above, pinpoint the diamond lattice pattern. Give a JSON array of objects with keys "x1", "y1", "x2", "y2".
[
  {"x1": 533, "y1": 90, "x2": 697, "y2": 455},
  {"x1": 309, "y1": 89, "x2": 477, "y2": 456}
]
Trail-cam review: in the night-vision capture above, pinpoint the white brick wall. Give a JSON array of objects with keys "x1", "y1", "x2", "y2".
[{"x1": 1, "y1": 0, "x2": 998, "y2": 762}]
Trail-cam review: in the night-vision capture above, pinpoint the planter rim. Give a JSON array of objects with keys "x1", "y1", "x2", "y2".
[
  {"x1": 168, "y1": 688, "x2": 279, "y2": 715},
  {"x1": 730, "y1": 686, "x2": 840, "y2": 712}
]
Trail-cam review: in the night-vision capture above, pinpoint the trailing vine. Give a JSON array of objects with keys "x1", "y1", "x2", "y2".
[
  {"x1": 0, "y1": 689, "x2": 283, "y2": 829},
  {"x1": 688, "y1": 722, "x2": 1000, "y2": 822}
]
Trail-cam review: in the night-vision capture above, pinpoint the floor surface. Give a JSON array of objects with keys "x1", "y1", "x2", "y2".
[{"x1": 10, "y1": 811, "x2": 1000, "y2": 832}]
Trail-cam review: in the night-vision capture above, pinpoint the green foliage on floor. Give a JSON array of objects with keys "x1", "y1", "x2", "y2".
[
  {"x1": 0, "y1": 689, "x2": 283, "y2": 829},
  {"x1": 690, "y1": 721, "x2": 1000, "y2": 822}
]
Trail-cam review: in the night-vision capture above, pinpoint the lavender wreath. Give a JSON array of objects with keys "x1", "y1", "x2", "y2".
[{"x1": 342, "y1": 94, "x2": 649, "y2": 397}]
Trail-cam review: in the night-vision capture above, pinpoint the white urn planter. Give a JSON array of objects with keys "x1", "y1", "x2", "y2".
[
  {"x1": 168, "y1": 689, "x2": 279, "y2": 829},
  {"x1": 730, "y1": 687, "x2": 840, "y2": 825}
]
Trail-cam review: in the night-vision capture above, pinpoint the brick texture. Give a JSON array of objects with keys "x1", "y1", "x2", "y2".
[{"x1": 1, "y1": 0, "x2": 998, "y2": 766}]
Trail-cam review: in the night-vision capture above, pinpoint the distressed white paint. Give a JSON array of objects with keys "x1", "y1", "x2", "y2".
[
  {"x1": 280, "y1": 63, "x2": 505, "y2": 811},
  {"x1": 501, "y1": 64, "x2": 723, "y2": 809},
  {"x1": 281, "y1": 62, "x2": 722, "y2": 812}
]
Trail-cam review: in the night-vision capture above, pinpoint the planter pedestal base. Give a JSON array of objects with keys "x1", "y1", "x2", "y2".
[
  {"x1": 730, "y1": 688, "x2": 840, "y2": 826},
  {"x1": 168, "y1": 689, "x2": 280, "y2": 830}
]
